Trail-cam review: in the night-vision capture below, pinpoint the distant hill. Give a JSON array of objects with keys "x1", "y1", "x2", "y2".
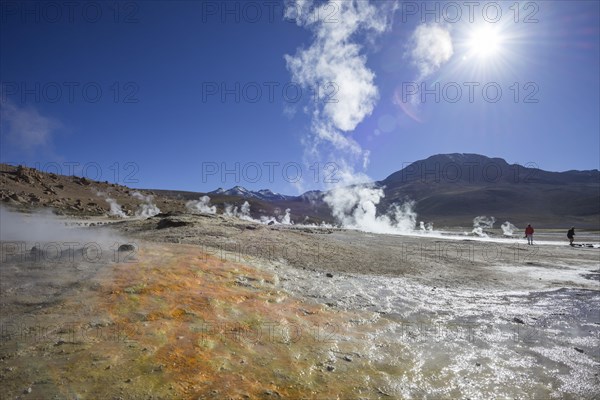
[
  {"x1": 376, "y1": 154, "x2": 600, "y2": 228},
  {"x1": 1, "y1": 154, "x2": 598, "y2": 228}
]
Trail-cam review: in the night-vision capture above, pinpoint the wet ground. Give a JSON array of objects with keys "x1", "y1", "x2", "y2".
[{"x1": 0, "y1": 213, "x2": 598, "y2": 399}]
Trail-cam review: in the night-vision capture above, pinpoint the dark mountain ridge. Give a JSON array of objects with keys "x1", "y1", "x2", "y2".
[
  {"x1": 1, "y1": 154, "x2": 598, "y2": 228},
  {"x1": 376, "y1": 154, "x2": 599, "y2": 227}
]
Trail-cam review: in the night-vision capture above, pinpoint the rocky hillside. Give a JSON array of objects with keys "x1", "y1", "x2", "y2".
[
  {"x1": 0, "y1": 164, "x2": 179, "y2": 217},
  {"x1": 0, "y1": 164, "x2": 330, "y2": 224}
]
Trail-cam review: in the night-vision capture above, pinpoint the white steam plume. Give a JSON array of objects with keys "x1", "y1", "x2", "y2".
[
  {"x1": 225, "y1": 202, "x2": 294, "y2": 226},
  {"x1": 471, "y1": 216, "x2": 496, "y2": 237},
  {"x1": 186, "y1": 195, "x2": 216, "y2": 214},
  {"x1": 285, "y1": 0, "x2": 397, "y2": 170},
  {"x1": 223, "y1": 204, "x2": 235, "y2": 216},
  {"x1": 324, "y1": 185, "x2": 416, "y2": 234},
  {"x1": 419, "y1": 221, "x2": 434, "y2": 232},
  {"x1": 96, "y1": 191, "x2": 126, "y2": 218},
  {"x1": 260, "y1": 208, "x2": 294, "y2": 226},
  {"x1": 240, "y1": 201, "x2": 251, "y2": 218},
  {"x1": 501, "y1": 221, "x2": 518, "y2": 236},
  {"x1": 285, "y1": 0, "x2": 415, "y2": 235},
  {"x1": 224, "y1": 201, "x2": 253, "y2": 221},
  {"x1": 280, "y1": 208, "x2": 292, "y2": 225},
  {"x1": 132, "y1": 191, "x2": 161, "y2": 218}
]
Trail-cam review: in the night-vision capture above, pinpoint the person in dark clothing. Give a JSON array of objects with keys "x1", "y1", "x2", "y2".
[
  {"x1": 567, "y1": 227, "x2": 575, "y2": 246},
  {"x1": 525, "y1": 224, "x2": 534, "y2": 245}
]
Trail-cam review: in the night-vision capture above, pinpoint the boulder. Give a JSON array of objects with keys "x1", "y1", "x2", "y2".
[{"x1": 118, "y1": 244, "x2": 136, "y2": 252}]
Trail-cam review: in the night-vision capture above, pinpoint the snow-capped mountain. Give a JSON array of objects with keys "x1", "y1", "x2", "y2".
[{"x1": 209, "y1": 186, "x2": 294, "y2": 201}]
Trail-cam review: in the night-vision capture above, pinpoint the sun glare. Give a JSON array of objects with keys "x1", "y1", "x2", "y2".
[{"x1": 468, "y1": 26, "x2": 503, "y2": 59}]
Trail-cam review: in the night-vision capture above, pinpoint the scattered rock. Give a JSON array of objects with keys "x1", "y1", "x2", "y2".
[
  {"x1": 118, "y1": 244, "x2": 136, "y2": 252},
  {"x1": 23, "y1": 387, "x2": 32, "y2": 394},
  {"x1": 263, "y1": 390, "x2": 281, "y2": 397},
  {"x1": 9, "y1": 193, "x2": 25, "y2": 203},
  {"x1": 75, "y1": 177, "x2": 91, "y2": 186}
]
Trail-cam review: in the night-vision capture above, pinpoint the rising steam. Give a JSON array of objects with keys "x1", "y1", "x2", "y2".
[
  {"x1": 224, "y1": 201, "x2": 252, "y2": 220},
  {"x1": 471, "y1": 216, "x2": 496, "y2": 237},
  {"x1": 281, "y1": 208, "x2": 292, "y2": 225},
  {"x1": 132, "y1": 191, "x2": 161, "y2": 218},
  {"x1": 259, "y1": 208, "x2": 294, "y2": 226},
  {"x1": 324, "y1": 185, "x2": 417, "y2": 234},
  {"x1": 186, "y1": 195, "x2": 217, "y2": 214},
  {"x1": 285, "y1": 1, "x2": 413, "y2": 234},
  {"x1": 0, "y1": 206, "x2": 121, "y2": 245},
  {"x1": 223, "y1": 201, "x2": 294, "y2": 225},
  {"x1": 501, "y1": 221, "x2": 518, "y2": 236},
  {"x1": 419, "y1": 221, "x2": 434, "y2": 232},
  {"x1": 96, "y1": 191, "x2": 126, "y2": 218}
]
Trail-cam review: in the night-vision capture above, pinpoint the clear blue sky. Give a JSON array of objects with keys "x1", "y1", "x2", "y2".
[{"x1": 1, "y1": 1, "x2": 598, "y2": 194}]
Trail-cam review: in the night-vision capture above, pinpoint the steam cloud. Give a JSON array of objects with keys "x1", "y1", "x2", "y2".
[
  {"x1": 471, "y1": 216, "x2": 496, "y2": 237},
  {"x1": 419, "y1": 221, "x2": 434, "y2": 232},
  {"x1": 281, "y1": 208, "x2": 292, "y2": 225},
  {"x1": 132, "y1": 191, "x2": 161, "y2": 218},
  {"x1": 324, "y1": 185, "x2": 417, "y2": 234},
  {"x1": 0, "y1": 206, "x2": 121, "y2": 245},
  {"x1": 259, "y1": 208, "x2": 294, "y2": 226},
  {"x1": 285, "y1": 0, "x2": 418, "y2": 235},
  {"x1": 284, "y1": 0, "x2": 395, "y2": 168},
  {"x1": 96, "y1": 191, "x2": 126, "y2": 218},
  {"x1": 186, "y1": 195, "x2": 217, "y2": 214},
  {"x1": 501, "y1": 221, "x2": 518, "y2": 236},
  {"x1": 224, "y1": 201, "x2": 252, "y2": 220},
  {"x1": 223, "y1": 201, "x2": 294, "y2": 226}
]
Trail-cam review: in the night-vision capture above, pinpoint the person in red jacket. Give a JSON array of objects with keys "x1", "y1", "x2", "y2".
[{"x1": 525, "y1": 224, "x2": 534, "y2": 245}]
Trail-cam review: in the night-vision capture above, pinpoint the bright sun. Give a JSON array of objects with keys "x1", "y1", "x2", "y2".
[{"x1": 468, "y1": 26, "x2": 503, "y2": 59}]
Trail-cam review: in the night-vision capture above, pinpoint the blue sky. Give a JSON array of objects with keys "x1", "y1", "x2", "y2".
[{"x1": 1, "y1": 1, "x2": 598, "y2": 194}]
